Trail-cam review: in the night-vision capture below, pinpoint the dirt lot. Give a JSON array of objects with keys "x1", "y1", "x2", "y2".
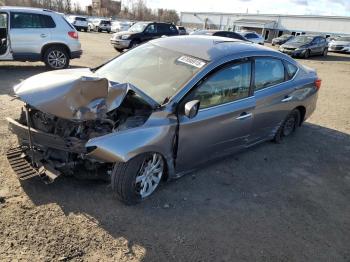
[{"x1": 0, "y1": 32, "x2": 349, "y2": 262}]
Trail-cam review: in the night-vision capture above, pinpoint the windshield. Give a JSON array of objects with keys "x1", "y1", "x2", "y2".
[
  {"x1": 128, "y1": 22, "x2": 148, "y2": 33},
  {"x1": 289, "y1": 36, "x2": 314, "y2": 43},
  {"x1": 335, "y1": 36, "x2": 350, "y2": 42},
  {"x1": 95, "y1": 43, "x2": 205, "y2": 104}
]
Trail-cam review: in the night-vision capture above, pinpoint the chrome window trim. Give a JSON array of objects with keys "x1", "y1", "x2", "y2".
[{"x1": 198, "y1": 95, "x2": 254, "y2": 112}]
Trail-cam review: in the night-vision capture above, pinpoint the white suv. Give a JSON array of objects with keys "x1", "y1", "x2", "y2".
[
  {"x1": 66, "y1": 15, "x2": 88, "y2": 32},
  {"x1": 0, "y1": 7, "x2": 82, "y2": 69}
]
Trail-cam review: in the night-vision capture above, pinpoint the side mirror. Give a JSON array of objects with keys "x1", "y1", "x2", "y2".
[{"x1": 184, "y1": 100, "x2": 200, "y2": 119}]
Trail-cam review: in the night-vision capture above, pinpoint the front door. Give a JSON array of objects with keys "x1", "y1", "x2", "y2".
[
  {"x1": 0, "y1": 12, "x2": 11, "y2": 59},
  {"x1": 9, "y1": 12, "x2": 52, "y2": 59},
  {"x1": 176, "y1": 61, "x2": 255, "y2": 173},
  {"x1": 143, "y1": 24, "x2": 158, "y2": 41}
]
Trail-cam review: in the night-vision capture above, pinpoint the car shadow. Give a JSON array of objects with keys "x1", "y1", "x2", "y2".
[
  {"x1": 0, "y1": 65, "x2": 86, "y2": 96},
  {"x1": 18, "y1": 123, "x2": 350, "y2": 261},
  {"x1": 305, "y1": 53, "x2": 350, "y2": 62}
]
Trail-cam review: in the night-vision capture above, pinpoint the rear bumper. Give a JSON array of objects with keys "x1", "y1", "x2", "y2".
[
  {"x1": 74, "y1": 25, "x2": 88, "y2": 30},
  {"x1": 71, "y1": 50, "x2": 82, "y2": 59}
]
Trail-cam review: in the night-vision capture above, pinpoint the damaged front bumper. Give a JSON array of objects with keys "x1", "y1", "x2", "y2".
[
  {"x1": 6, "y1": 117, "x2": 88, "y2": 183},
  {"x1": 6, "y1": 146, "x2": 61, "y2": 183}
]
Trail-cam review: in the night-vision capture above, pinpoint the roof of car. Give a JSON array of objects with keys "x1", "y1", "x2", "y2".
[
  {"x1": 151, "y1": 35, "x2": 281, "y2": 61},
  {"x1": 0, "y1": 6, "x2": 55, "y2": 14}
]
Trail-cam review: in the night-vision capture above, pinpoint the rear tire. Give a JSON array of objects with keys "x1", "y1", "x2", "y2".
[
  {"x1": 273, "y1": 109, "x2": 301, "y2": 143},
  {"x1": 323, "y1": 48, "x2": 328, "y2": 56},
  {"x1": 111, "y1": 153, "x2": 165, "y2": 205},
  {"x1": 43, "y1": 46, "x2": 69, "y2": 70}
]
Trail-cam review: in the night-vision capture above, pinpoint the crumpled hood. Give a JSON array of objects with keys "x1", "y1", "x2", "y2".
[{"x1": 14, "y1": 68, "x2": 155, "y2": 121}]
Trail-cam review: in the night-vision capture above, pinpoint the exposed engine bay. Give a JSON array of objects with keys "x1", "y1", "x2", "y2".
[{"x1": 12, "y1": 91, "x2": 153, "y2": 181}]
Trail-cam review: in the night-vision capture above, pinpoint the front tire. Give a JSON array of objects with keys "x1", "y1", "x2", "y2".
[
  {"x1": 273, "y1": 109, "x2": 301, "y2": 143},
  {"x1": 304, "y1": 50, "x2": 310, "y2": 59},
  {"x1": 129, "y1": 40, "x2": 140, "y2": 49},
  {"x1": 111, "y1": 153, "x2": 165, "y2": 205},
  {"x1": 43, "y1": 46, "x2": 69, "y2": 70},
  {"x1": 114, "y1": 46, "x2": 124, "y2": 52}
]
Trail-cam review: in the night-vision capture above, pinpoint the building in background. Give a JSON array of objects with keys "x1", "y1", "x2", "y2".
[
  {"x1": 181, "y1": 12, "x2": 350, "y2": 41},
  {"x1": 87, "y1": 0, "x2": 121, "y2": 17}
]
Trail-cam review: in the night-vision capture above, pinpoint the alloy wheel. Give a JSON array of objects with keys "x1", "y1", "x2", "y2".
[
  {"x1": 47, "y1": 50, "x2": 67, "y2": 69},
  {"x1": 135, "y1": 153, "x2": 164, "y2": 198}
]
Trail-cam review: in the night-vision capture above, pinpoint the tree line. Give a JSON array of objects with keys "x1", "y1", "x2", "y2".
[{"x1": 1, "y1": 0, "x2": 180, "y2": 24}]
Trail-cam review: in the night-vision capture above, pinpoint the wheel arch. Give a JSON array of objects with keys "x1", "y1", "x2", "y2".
[{"x1": 41, "y1": 43, "x2": 71, "y2": 60}]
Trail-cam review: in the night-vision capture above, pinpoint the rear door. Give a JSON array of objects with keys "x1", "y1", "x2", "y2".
[
  {"x1": 250, "y1": 57, "x2": 298, "y2": 143},
  {"x1": 176, "y1": 60, "x2": 255, "y2": 172},
  {"x1": 9, "y1": 12, "x2": 54, "y2": 59}
]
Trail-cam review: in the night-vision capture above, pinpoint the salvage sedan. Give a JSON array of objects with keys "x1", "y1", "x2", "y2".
[{"x1": 6, "y1": 36, "x2": 320, "y2": 204}]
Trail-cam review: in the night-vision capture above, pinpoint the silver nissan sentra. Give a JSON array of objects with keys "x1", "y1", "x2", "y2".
[{"x1": 6, "y1": 36, "x2": 320, "y2": 204}]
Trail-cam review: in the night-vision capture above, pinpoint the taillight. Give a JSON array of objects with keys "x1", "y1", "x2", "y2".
[
  {"x1": 315, "y1": 78, "x2": 322, "y2": 91},
  {"x1": 68, "y1": 31, "x2": 78, "y2": 39}
]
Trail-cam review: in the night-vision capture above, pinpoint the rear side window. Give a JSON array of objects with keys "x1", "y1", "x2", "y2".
[
  {"x1": 254, "y1": 58, "x2": 285, "y2": 90},
  {"x1": 11, "y1": 12, "x2": 55, "y2": 28},
  {"x1": 285, "y1": 62, "x2": 298, "y2": 80}
]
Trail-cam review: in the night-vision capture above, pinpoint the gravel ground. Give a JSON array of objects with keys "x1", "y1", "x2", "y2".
[{"x1": 0, "y1": 32, "x2": 349, "y2": 262}]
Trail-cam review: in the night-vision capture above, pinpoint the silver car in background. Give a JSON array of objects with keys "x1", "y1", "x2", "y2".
[
  {"x1": 6, "y1": 36, "x2": 320, "y2": 204},
  {"x1": 328, "y1": 36, "x2": 350, "y2": 53},
  {"x1": 238, "y1": 31, "x2": 265, "y2": 45},
  {"x1": 0, "y1": 6, "x2": 82, "y2": 69}
]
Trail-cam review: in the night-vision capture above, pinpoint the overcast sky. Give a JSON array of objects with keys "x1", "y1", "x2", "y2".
[{"x1": 75, "y1": 0, "x2": 350, "y2": 16}]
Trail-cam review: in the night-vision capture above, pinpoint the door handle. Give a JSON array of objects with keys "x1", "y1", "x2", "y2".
[
  {"x1": 236, "y1": 112, "x2": 252, "y2": 120},
  {"x1": 40, "y1": 34, "x2": 48, "y2": 38},
  {"x1": 281, "y1": 96, "x2": 293, "y2": 102}
]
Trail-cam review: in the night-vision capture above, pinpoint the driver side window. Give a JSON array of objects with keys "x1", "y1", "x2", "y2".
[
  {"x1": 145, "y1": 24, "x2": 156, "y2": 33},
  {"x1": 194, "y1": 62, "x2": 252, "y2": 109}
]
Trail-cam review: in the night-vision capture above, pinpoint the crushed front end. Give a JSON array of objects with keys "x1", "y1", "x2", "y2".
[
  {"x1": 7, "y1": 105, "x2": 114, "y2": 183},
  {"x1": 6, "y1": 68, "x2": 155, "y2": 183}
]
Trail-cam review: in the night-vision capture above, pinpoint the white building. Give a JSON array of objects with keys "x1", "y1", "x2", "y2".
[{"x1": 181, "y1": 12, "x2": 350, "y2": 41}]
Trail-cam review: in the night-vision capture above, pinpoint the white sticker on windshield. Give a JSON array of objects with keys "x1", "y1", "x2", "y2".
[{"x1": 177, "y1": 56, "x2": 206, "y2": 68}]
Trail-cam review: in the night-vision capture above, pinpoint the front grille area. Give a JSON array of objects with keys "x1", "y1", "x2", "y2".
[{"x1": 6, "y1": 147, "x2": 39, "y2": 181}]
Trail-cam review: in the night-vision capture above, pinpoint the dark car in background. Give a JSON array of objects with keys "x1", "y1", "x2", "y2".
[
  {"x1": 177, "y1": 26, "x2": 187, "y2": 35},
  {"x1": 191, "y1": 30, "x2": 249, "y2": 41},
  {"x1": 279, "y1": 35, "x2": 328, "y2": 58},
  {"x1": 110, "y1": 21, "x2": 179, "y2": 52},
  {"x1": 272, "y1": 34, "x2": 294, "y2": 46}
]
